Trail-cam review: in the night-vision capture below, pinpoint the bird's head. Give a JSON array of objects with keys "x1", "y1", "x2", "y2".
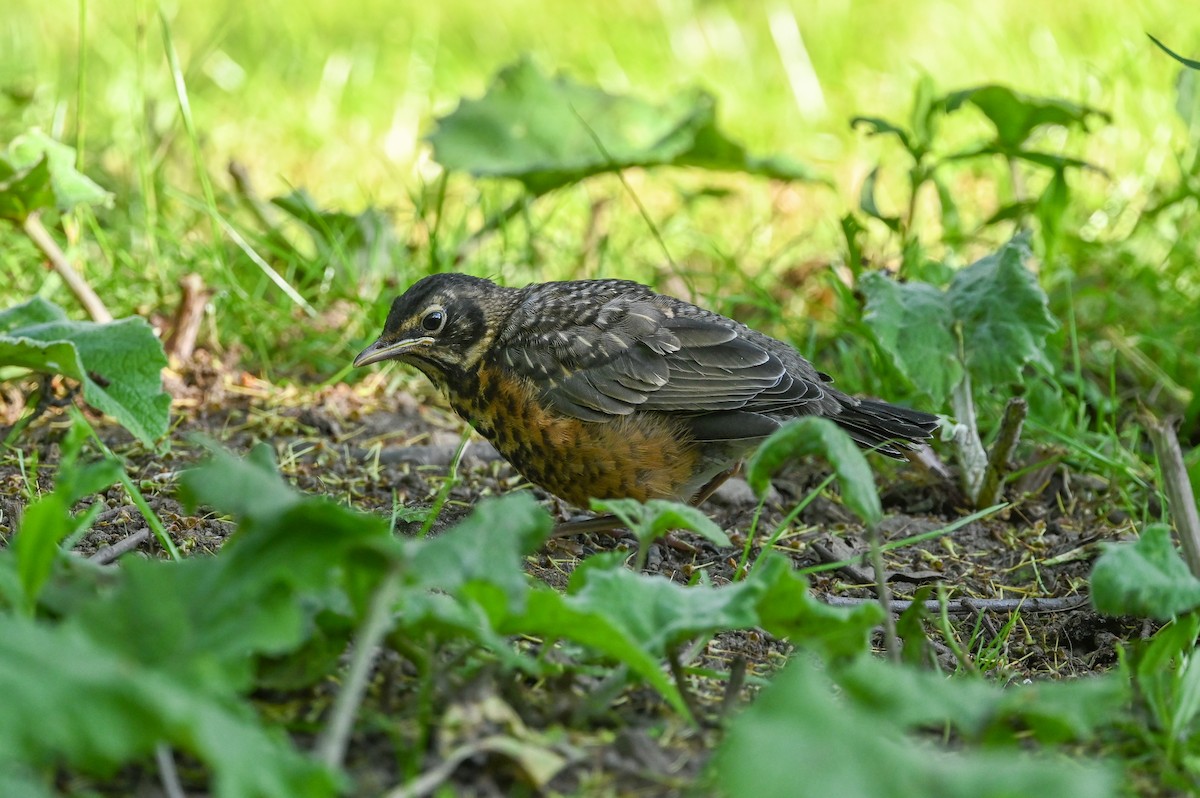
[{"x1": 352, "y1": 273, "x2": 518, "y2": 383}]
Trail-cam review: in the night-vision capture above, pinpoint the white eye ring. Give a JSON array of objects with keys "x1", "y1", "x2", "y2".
[{"x1": 420, "y1": 306, "x2": 446, "y2": 334}]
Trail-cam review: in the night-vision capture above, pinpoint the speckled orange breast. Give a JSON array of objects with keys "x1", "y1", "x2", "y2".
[{"x1": 446, "y1": 365, "x2": 703, "y2": 507}]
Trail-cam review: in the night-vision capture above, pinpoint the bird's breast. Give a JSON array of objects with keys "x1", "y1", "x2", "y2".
[{"x1": 445, "y1": 365, "x2": 708, "y2": 507}]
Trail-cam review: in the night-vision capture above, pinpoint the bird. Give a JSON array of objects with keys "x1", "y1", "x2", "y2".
[{"x1": 353, "y1": 273, "x2": 939, "y2": 511}]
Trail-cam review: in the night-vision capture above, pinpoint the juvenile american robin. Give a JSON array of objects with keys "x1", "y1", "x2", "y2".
[{"x1": 353, "y1": 273, "x2": 938, "y2": 511}]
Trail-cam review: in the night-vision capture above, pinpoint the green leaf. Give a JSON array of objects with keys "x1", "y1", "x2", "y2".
[
  {"x1": 590, "y1": 497, "x2": 731, "y2": 553},
  {"x1": 942, "y1": 85, "x2": 1109, "y2": 150},
  {"x1": 12, "y1": 416, "x2": 123, "y2": 612},
  {"x1": 271, "y1": 189, "x2": 398, "y2": 277},
  {"x1": 746, "y1": 417, "x2": 882, "y2": 527},
  {"x1": 947, "y1": 235, "x2": 1059, "y2": 387},
  {"x1": 13, "y1": 493, "x2": 71, "y2": 613},
  {"x1": 857, "y1": 166, "x2": 901, "y2": 231},
  {"x1": 428, "y1": 58, "x2": 820, "y2": 196},
  {"x1": 860, "y1": 271, "x2": 962, "y2": 404},
  {"x1": 179, "y1": 443, "x2": 301, "y2": 522},
  {"x1": 0, "y1": 155, "x2": 54, "y2": 223},
  {"x1": 0, "y1": 298, "x2": 169, "y2": 447},
  {"x1": 1149, "y1": 34, "x2": 1200, "y2": 71},
  {"x1": 1035, "y1": 169, "x2": 1070, "y2": 256},
  {"x1": 410, "y1": 493, "x2": 552, "y2": 611},
  {"x1": 850, "y1": 115, "x2": 914, "y2": 153},
  {"x1": 836, "y1": 656, "x2": 1128, "y2": 744},
  {"x1": 713, "y1": 654, "x2": 1119, "y2": 798},
  {"x1": 508, "y1": 580, "x2": 686, "y2": 712},
  {"x1": 753, "y1": 556, "x2": 882, "y2": 659},
  {"x1": 0, "y1": 616, "x2": 338, "y2": 798},
  {"x1": 1091, "y1": 523, "x2": 1200, "y2": 619},
  {"x1": 0, "y1": 128, "x2": 112, "y2": 221}
]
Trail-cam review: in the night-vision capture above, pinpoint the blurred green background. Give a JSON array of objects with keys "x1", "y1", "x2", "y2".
[{"x1": 3, "y1": 0, "x2": 1194, "y2": 203}]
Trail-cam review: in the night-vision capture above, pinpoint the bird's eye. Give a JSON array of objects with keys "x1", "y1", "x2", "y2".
[{"x1": 421, "y1": 308, "x2": 446, "y2": 333}]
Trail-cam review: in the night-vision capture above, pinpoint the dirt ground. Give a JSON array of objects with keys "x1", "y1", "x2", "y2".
[{"x1": 0, "y1": 357, "x2": 1148, "y2": 795}]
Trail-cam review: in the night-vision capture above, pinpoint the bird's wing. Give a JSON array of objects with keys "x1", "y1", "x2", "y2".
[{"x1": 492, "y1": 290, "x2": 829, "y2": 431}]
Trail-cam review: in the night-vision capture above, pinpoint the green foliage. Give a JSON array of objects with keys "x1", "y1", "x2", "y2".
[
  {"x1": 1123, "y1": 615, "x2": 1200, "y2": 763},
  {"x1": 851, "y1": 79, "x2": 1102, "y2": 255},
  {"x1": 0, "y1": 128, "x2": 111, "y2": 222},
  {"x1": 861, "y1": 236, "x2": 1058, "y2": 405},
  {"x1": 271, "y1": 188, "x2": 399, "y2": 285},
  {"x1": 0, "y1": 615, "x2": 339, "y2": 798},
  {"x1": 746, "y1": 416, "x2": 881, "y2": 528},
  {"x1": 941, "y1": 85, "x2": 1108, "y2": 161},
  {"x1": 1091, "y1": 524, "x2": 1200, "y2": 620},
  {"x1": 0, "y1": 297, "x2": 170, "y2": 447},
  {"x1": 9, "y1": 417, "x2": 121, "y2": 613},
  {"x1": 714, "y1": 655, "x2": 1120, "y2": 798},
  {"x1": 428, "y1": 58, "x2": 821, "y2": 196},
  {"x1": 590, "y1": 497, "x2": 730, "y2": 569},
  {"x1": 835, "y1": 656, "x2": 1129, "y2": 744}
]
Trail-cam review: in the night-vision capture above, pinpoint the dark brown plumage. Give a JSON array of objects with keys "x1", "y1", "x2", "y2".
[{"x1": 353, "y1": 273, "x2": 938, "y2": 507}]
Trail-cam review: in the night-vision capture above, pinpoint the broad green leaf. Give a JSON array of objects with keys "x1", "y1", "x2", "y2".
[
  {"x1": 485, "y1": 553, "x2": 870, "y2": 712},
  {"x1": 0, "y1": 299, "x2": 169, "y2": 447},
  {"x1": 428, "y1": 58, "x2": 820, "y2": 195},
  {"x1": 508, "y1": 582, "x2": 684, "y2": 712},
  {"x1": 562, "y1": 555, "x2": 766, "y2": 653},
  {"x1": 860, "y1": 271, "x2": 962, "y2": 404},
  {"x1": 947, "y1": 236, "x2": 1058, "y2": 387},
  {"x1": 0, "y1": 128, "x2": 112, "y2": 219},
  {"x1": 942, "y1": 85, "x2": 1109, "y2": 149},
  {"x1": 836, "y1": 656, "x2": 1128, "y2": 744},
  {"x1": 0, "y1": 295, "x2": 67, "y2": 331},
  {"x1": 0, "y1": 155, "x2": 54, "y2": 223},
  {"x1": 1091, "y1": 524, "x2": 1200, "y2": 619},
  {"x1": 590, "y1": 497, "x2": 731, "y2": 552},
  {"x1": 410, "y1": 493, "x2": 552, "y2": 611},
  {"x1": 746, "y1": 417, "x2": 882, "y2": 527},
  {"x1": 753, "y1": 556, "x2": 882, "y2": 659},
  {"x1": 0, "y1": 617, "x2": 338, "y2": 798},
  {"x1": 713, "y1": 655, "x2": 1119, "y2": 798},
  {"x1": 180, "y1": 443, "x2": 301, "y2": 522}
]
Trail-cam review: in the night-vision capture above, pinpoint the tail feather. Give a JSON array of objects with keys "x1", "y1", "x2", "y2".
[{"x1": 832, "y1": 398, "x2": 940, "y2": 459}]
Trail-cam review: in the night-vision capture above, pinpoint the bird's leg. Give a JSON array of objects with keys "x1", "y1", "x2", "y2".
[
  {"x1": 688, "y1": 463, "x2": 742, "y2": 508},
  {"x1": 551, "y1": 513, "x2": 624, "y2": 537}
]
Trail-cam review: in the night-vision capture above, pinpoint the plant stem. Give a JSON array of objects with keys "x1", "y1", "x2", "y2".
[
  {"x1": 867, "y1": 522, "x2": 900, "y2": 662},
  {"x1": 950, "y1": 369, "x2": 987, "y2": 505},
  {"x1": 1146, "y1": 416, "x2": 1200, "y2": 578},
  {"x1": 23, "y1": 212, "x2": 112, "y2": 323},
  {"x1": 316, "y1": 565, "x2": 403, "y2": 769},
  {"x1": 976, "y1": 397, "x2": 1028, "y2": 507},
  {"x1": 666, "y1": 646, "x2": 707, "y2": 728},
  {"x1": 73, "y1": 406, "x2": 180, "y2": 560}
]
